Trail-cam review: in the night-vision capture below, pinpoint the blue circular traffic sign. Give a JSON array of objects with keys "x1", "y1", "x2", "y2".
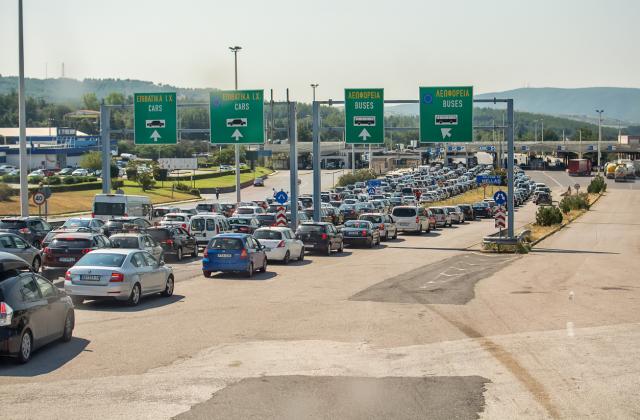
[
  {"x1": 493, "y1": 190, "x2": 507, "y2": 205},
  {"x1": 367, "y1": 187, "x2": 376, "y2": 195},
  {"x1": 274, "y1": 190, "x2": 288, "y2": 205}
]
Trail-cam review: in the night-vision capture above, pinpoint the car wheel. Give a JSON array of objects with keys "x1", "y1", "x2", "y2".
[
  {"x1": 32, "y1": 240, "x2": 40, "y2": 249},
  {"x1": 161, "y1": 275, "x2": 174, "y2": 297},
  {"x1": 17, "y1": 330, "x2": 32, "y2": 364},
  {"x1": 368, "y1": 239, "x2": 374, "y2": 248},
  {"x1": 31, "y1": 256, "x2": 41, "y2": 273},
  {"x1": 71, "y1": 296, "x2": 84, "y2": 306},
  {"x1": 417, "y1": 225, "x2": 422, "y2": 235},
  {"x1": 127, "y1": 283, "x2": 141, "y2": 306},
  {"x1": 283, "y1": 251, "x2": 290, "y2": 265},
  {"x1": 203, "y1": 270, "x2": 212, "y2": 278},
  {"x1": 298, "y1": 248, "x2": 305, "y2": 261},
  {"x1": 191, "y1": 246, "x2": 198, "y2": 258},
  {"x1": 246, "y1": 263, "x2": 254, "y2": 278},
  {"x1": 62, "y1": 311, "x2": 74, "y2": 342},
  {"x1": 339, "y1": 242, "x2": 344, "y2": 253},
  {"x1": 326, "y1": 245, "x2": 332, "y2": 256},
  {"x1": 176, "y1": 247, "x2": 183, "y2": 261},
  {"x1": 260, "y1": 258, "x2": 267, "y2": 272}
]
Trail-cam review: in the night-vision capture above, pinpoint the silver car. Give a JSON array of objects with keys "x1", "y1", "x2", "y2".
[
  {"x1": 64, "y1": 249, "x2": 174, "y2": 306},
  {"x1": 445, "y1": 206, "x2": 465, "y2": 224},
  {"x1": 109, "y1": 233, "x2": 164, "y2": 262},
  {"x1": 0, "y1": 232, "x2": 42, "y2": 272}
]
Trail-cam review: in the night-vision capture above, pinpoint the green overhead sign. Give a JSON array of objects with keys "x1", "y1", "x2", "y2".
[
  {"x1": 419, "y1": 86, "x2": 473, "y2": 143},
  {"x1": 210, "y1": 90, "x2": 265, "y2": 144},
  {"x1": 344, "y1": 88, "x2": 384, "y2": 144},
  {"x1": 133, "y1": 92, "x2": 177, "y2": 145}
]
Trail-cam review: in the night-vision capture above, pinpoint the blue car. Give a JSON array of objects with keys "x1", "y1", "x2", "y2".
[{"x1": 202, "y1": 233, "x2": 267, "y2": 278}]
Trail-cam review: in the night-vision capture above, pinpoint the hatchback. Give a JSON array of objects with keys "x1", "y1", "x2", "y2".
[{"x1": 202, "y1": 234, "x2": 267, "y2": 278}]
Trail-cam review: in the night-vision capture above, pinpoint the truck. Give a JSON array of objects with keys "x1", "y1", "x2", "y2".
[
  {"x1": 614, "y1": 164, "x2": 635, "y2": 182},
  {"x1": 567, "y1": 159, "x2": 592, "y2": 176},
  {"x1": 605, "y1": 162, "x2": 617, "y2": 179}
]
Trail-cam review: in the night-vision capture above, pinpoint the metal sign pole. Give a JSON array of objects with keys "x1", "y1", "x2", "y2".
[
  {"x1": 288, "y1": 101, "x2": 298, "y2": 228},
  {"x1": 312, "y1": 100, "x2": 321, "y2": 222},
  {"x1": 100, "y1": 102, "x2": 111, "y2": 193},
  {"x1": 506, "y1": 99, "x2": 515, "y2": 239}
]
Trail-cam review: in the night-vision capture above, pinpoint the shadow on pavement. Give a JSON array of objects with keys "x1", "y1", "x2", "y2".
[
  {"x1": 210, "y1": 272, "x2": 277, "y2": 281},
  {"x1": 386, "y1": 245, "x2": 476, "y2": 252},
  {"x1": 0, "y1": 337, "x2": 90, "y2": 377},
  {"x1": 76, "y1": 294, "x2": 185, "y2": 312},
  {"x1": 531, "y1": 248, "x2": 620, "y2": 255}
]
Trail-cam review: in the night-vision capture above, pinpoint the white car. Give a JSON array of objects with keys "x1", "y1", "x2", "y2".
[
  {"x1": 72, "y1": 168, "x2": 89, "y2": 176},
  {"x1": 233, "y1": 206, "x2": 265, "y2": 217},
  {"x1": 253, "y1": 227, "x2": 305, "y2": 264},
  {"x1": 28, "y1": 169, "x2": 45, "y2": 177},
  {"x1": 159, "y1": 213, "x2": 193, "y2": 231}
]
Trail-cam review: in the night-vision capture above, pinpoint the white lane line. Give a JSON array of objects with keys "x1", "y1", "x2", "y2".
[
  {"x1": 542, "y1": 171, "x2": 564, "y2": 188},
  {"x1": 567, "y1": 321, "x2": 575, "y2": 337}
]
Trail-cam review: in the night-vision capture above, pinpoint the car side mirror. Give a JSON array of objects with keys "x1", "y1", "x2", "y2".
[{"x1": 159, "y1": 260, "x2": 165, "y2": 266}]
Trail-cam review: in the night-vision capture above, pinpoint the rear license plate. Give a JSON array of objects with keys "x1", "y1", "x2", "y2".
[
  {"x1": 59, "y1": 257, "x2": 75, "y2": 262},
  {"x1": 81, "y1": 275, "x2": 101, "y2": 281},
  {"x1": 398, "y1": 222, "x2": 408, "y2": 226},
  {"x1": 217, "y1": 253, "x2": 232, "y2": 258},
  {"x1": 346, "y1": 231, "x2": 359, "y2": 236}
]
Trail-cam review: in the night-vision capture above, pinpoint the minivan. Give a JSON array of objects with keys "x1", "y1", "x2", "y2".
[
  {"x1": 93, "y1": 194, "x2": 153, "y2": 221},
  {"x1": 189, "y1": 214, "x2": 231, "y2": 246},
  {"x1": 391, "y1": 206, "x2": 430, "y2": 234}
]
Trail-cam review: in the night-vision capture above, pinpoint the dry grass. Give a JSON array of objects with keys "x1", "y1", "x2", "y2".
[{"x1": 424, "y1": 186, "x2": 497, "y2": 207}]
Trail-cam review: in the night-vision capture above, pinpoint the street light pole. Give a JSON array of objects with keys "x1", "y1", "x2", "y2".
[
  {"x1": 18, "y1": 0, "x2": 29, "y2": 216},
  {"x1": 229, "y1": 46, "x2": 242, "y2": 205},
  {"x1": 310, "y1": 83, "x2": 319, "y2": 102},
  {"x1": 596, "y1": 109, "x2": 604, "y2": 173}
]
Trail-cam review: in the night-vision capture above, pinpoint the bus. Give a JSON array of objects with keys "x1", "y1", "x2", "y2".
[{"x1": 92, "y1": 194, "x2": 153, "y2": 221}]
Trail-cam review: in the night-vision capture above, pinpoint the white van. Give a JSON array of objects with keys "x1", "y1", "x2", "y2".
[
  {"x1": 189, "y1": 214, "x2": 231, "y2": 246},
  {"x1": 92, "y1": 194, "x2": 152, "y2": 221}
]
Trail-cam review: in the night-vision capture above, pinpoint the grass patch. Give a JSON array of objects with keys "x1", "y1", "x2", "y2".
[
  {"x1": 424, "y1": 186, "x2": 495, "y2": 207},
  {"x1": 190, "y1": 167, "x2": 273, "y2": 189}
]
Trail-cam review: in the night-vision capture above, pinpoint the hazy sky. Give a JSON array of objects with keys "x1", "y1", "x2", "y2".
[{"x1": 0, "y1": 0, "x2": 638, "y2": 101}]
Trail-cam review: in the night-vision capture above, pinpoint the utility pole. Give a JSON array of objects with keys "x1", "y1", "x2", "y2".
[
  {"x1": 541, "y1": 119, "x2": 544, "y2": 142},
  {"x1": 534, "y1": 119, "x2": 537, "y2": 142},
  {"x1": 596, "y1": 109, "x2": 604, "y2": 173},
  {"x1": 310, "y1": 83, "x2": 319, "y2": 102},
  {"x1": 229, "y1": 46, "x2": 242, "y2": 205},
  {"x1": 18, "y1": 0, "x2": 29, "y2": 216}
]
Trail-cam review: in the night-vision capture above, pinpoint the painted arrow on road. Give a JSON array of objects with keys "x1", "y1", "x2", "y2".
[
  {"x1": 358, "y1": 128, "x2": 371, "y2": 141},
  {"x1": 231, "y1": 129, "x2": 243, "y2": 141},
  {"x1": 441, "y1": 128, "x2": 452, "y2": 139},
  {"x1": 150, "y1": 130, "x2": 162, "y2": 142}
]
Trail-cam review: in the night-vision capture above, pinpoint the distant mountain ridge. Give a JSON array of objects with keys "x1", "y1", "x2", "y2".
[{"x1": 385, "y1": 87, "x2": 640, "y2": 124}]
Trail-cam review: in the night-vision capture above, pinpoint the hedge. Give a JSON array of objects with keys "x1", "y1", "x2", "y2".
[{"x1": 170, "y1": 168, "x2": 251, "y2": 181}]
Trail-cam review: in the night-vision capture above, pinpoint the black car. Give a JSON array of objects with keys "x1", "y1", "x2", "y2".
[
  {"x1": 42, "y1": 232, "x2": 112, "y2": 270},
  {"x1": 341, "y1": 220, "x2": 381, "y2": 248},
  {"x1": 0, "y1": 217, "x2": 52, "y2": 248},
  {"x1": 103, "y1": 217, "x2": 152, "y2": 236},
  {"x1": 472, "y1": 202, "x2": 492, "y2": 218},
  {"x1": 147, "y1": 226, "x2": 198, "y2": 261},
  {"x1": 228, "y1": 217, "x2": 260, "y2": 234},
  {"x1": 256, "y1": 214, "x2": 277, "y2": 227},
  {"x1": 0, "y1": 252, "x2": 74, "y2": 363},
  {"x1": 457, "y1": 204, "x2": 475, "y2": 221},
  {"x1": 295, "y1": 222, "x2": 343, "y2": 255}
]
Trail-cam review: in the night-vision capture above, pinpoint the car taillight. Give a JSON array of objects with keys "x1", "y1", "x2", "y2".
[
  {"x1": 277, "y1": 240, "x2": 285, "y2": 248},
  {"x1": 204, "y1": 247, "x2": 209, "y2": 257},
  {"x1": 321, "y1": 233, "x2": 328, "y2": 240},
  {"x1": 91, "y1": 213, "x2": 95, "y2": 218},
  {"x1": 110, "y1": 272, "x2": 124, "y2": 282},
  {"x1": 123, "y1": 213, "x2": 128, "y2": 217},
  {"x1": 415, "y1": 216, "x2": 420, "y2": 223},
  {"x1": 362, "y1": 230, "x2": 368, "y2": 237},
  {"x1": 165, "y1": 239, "x2": 174, "y2": 246},
  {"x1": 65, "y1": 271, "x2": 72, "y2": 281},
  {"x1": 379, "y1": 223, "x2": 385, "y2": 230},
  {"x1": 19, "y1": 227, "x2": 29, "y2": 234},
  {"x1": 43, "y1": 247, "x2": 52, "y2": 255},
  {"x1": 0, "y1": 302, "x2": 14, "y2": 326},
  {"x1": 82, "y1": 248, "x2": 92, "y2": 254},
  {"x1": 240, "y1": 249, "x2": 248, "y2": 259},
  {"x1": 181, "y1": 223, "x2": 187, "y2": 229}
]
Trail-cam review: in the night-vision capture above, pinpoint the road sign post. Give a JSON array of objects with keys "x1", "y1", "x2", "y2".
[
  {"x1": 419, "y1": 86, "x2": 473, "y2": 143},
  {"x1": 344, "y1": 89, "x2": 384, "y2": 144},
  {"x1": 134, "y1": 93, "x2": 177, "y2": 145}
]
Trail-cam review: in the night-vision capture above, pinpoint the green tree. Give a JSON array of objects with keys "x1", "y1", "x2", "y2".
[
  {"x1": 105, "y1": 92, "x2": 126, "y2": 105},
  {"x1": 82, "y1": 93, "x2": 100, "y2": 110},
  {"x1": 79, "y1": 151, "x2": 103, "y2": 171}
]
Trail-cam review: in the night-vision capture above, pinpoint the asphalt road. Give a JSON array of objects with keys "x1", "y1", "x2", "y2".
[{"x1": 2, "y1": 171, "x2": 638, "y2": 419}]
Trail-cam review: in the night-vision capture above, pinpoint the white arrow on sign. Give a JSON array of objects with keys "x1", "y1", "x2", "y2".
[
  {"x1": 441, "y1": 128, "x2": 452, "y2": 139},
  {"x1": 150, "y1": 130, "x2": 162, "y2": 142},
  {"x1": 358, "y1": 128, "x2": 371, "y2": 141},
  {"x1": 231, "y1": 129, "x2": 243, "y2": 141}
]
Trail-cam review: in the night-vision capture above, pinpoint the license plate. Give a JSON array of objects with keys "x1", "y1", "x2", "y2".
[
  {"x1": 59, "y1": 257, "x2": 75, "y2": 262},
  {"x1": 398, "y1": 222, "x2": 408, "y2": 226},
  {"x1": 217, "y1": 253, "x2": 232, "y2": 258},
  {"x1": 346, "y1": 231, "x2": 359, "y2": 236},
  {"x1": 81, "y1": 275, "x2": 101, "y2": 281}
]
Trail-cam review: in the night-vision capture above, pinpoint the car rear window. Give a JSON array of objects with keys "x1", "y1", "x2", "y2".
[
  {"x1": 164, "y1": 215, "x2": 186, "y2": 222},
  {"x1": 236, "y1": 208, "x2": 255, "y2": 215},
  {"x1": 430, "y1": 208, "x2": 444, "y2": 214},
  {"x1": 229, "y1": 218, "x2": 250, "y2": 225},
  {"x1": 147, "y1": 229, "x2": 170, "y2": 241},
  {"x1": 209, "y1": 237, "x2": 244, "y2": 250},
  {"x1": 196, "y1": 204, "x2": 214, "y2": 211},
  {"x1": 94, "y1": 202, "x2": 125, "y2": 216},
  {"x1": 392, "y1": 208, "x2": 417, "y2": 217},
  {"x1": 254, "y1": 230, "x2": 282, "y2": 240},
  {"x1": 360, "y1": 215, "x2": 383, "y2": 223},
  {"x1": 50, "y1": 238, "x2": 91, "y2": 248},
  {"x1": 190, "y1": 218, "x2": 206, "y2": 231},
  {"x1": 345, "y1": 221, "x2": 370, "y2": 229},
  {"x1": 75, "y1": 253, "x2": 126, "y2": 267},
  {"x1": 63, "y1": 219, "x2": 91, "y2": 228},
  {"x1": 0, "y1": 220, "x2": 27, "y2": 229},
  {"x1": 111, "y1": 237, "x2": 139, "y2": 248},
  {"x1": 297, "y1": 225, "x2": 325, "y2": 233}
]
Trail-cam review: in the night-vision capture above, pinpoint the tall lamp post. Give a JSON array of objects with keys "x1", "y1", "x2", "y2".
[
  {"x1": 310, "y1": 83, "x2": 319, "y2": 102},
  {"x1": 18, "y1": 0, "x2": 29, "y2": 216},
  {"x1": 596, "y1": 109, "x2": 604, "y2": 173},
  {"x1": 229, "y1": 46, "x2": 242, "y2": 204}
]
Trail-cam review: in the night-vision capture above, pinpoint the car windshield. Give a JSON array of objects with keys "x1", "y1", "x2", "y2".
[
  {"x1": 0, "y1": 220, "x2": 27, "y2": 229},
  {"x1": 345, "y1": 221, "x2": 370, "y2": 229},
  {"x1": 392, "y1": 208, "x2": 417, "y2": 217},
  {"x1": 63, "y1": 219, "x2": 91, "y2": 228},
  {"x1": 229, "y1": 218, "x2": 251, "y2": 225},
  {"x1": 209, "y1": 237, "x2": 244, "y2": 250},
  {"x1": 75, "y1": 253, "x2": 126, "y2": 267},
  {"x1": 254, "y1": 230, "x2": 283, "y2": 240},
  {"x1": 111, "y1": 237, "x2": 140, "y2": 248}
]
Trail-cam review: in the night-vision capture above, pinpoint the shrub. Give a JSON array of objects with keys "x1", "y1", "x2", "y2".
[
  {"x1": 46, "y1": 175, "x2": 61, "y2": 185},
  {"x1": 0, "y1": 182, "x2": 12, "y2": 201},
  {"x1": 189, "y1": 188, "x2": 201, "y2": 197},
  {"x1": 137, "y1": 172, "x2": 156, "y2": 191},
  {"x1": 125, "y1": 167, "x2": 138, "y2": 181},
  {"x1": 2, "y1": 174, "x2": 20, "y2": 183},
  {"x1": 62, "y1": 176, "x2": 78, "y2": 185},
  {"x1": 337, "y1": 169, "x2": 378, "y2": 187},
  {"x1": 87, "y1": 176, "x2": 98, "y2": 182},
  {"x1": 587, "y1": 175, "x2": 607, "y2": 194},
  {"x1": 559, "y1": 193, "x2": 590, "y2": 214},
  {"x1": 28, "y1": 176, "x2": 43, "y2": 184},
  {"x1": 535, "y1": 205, "x2": 563, "y2": 226},
  {"x1": 112, "y1": 180, "x2": 124, "y2": 190},
  {"x1": 174, "y1": 182, "x2": 190, "y2": 192},
  {"x1": 153, "y1": 167, "x2": 168, "y2": 182}
]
